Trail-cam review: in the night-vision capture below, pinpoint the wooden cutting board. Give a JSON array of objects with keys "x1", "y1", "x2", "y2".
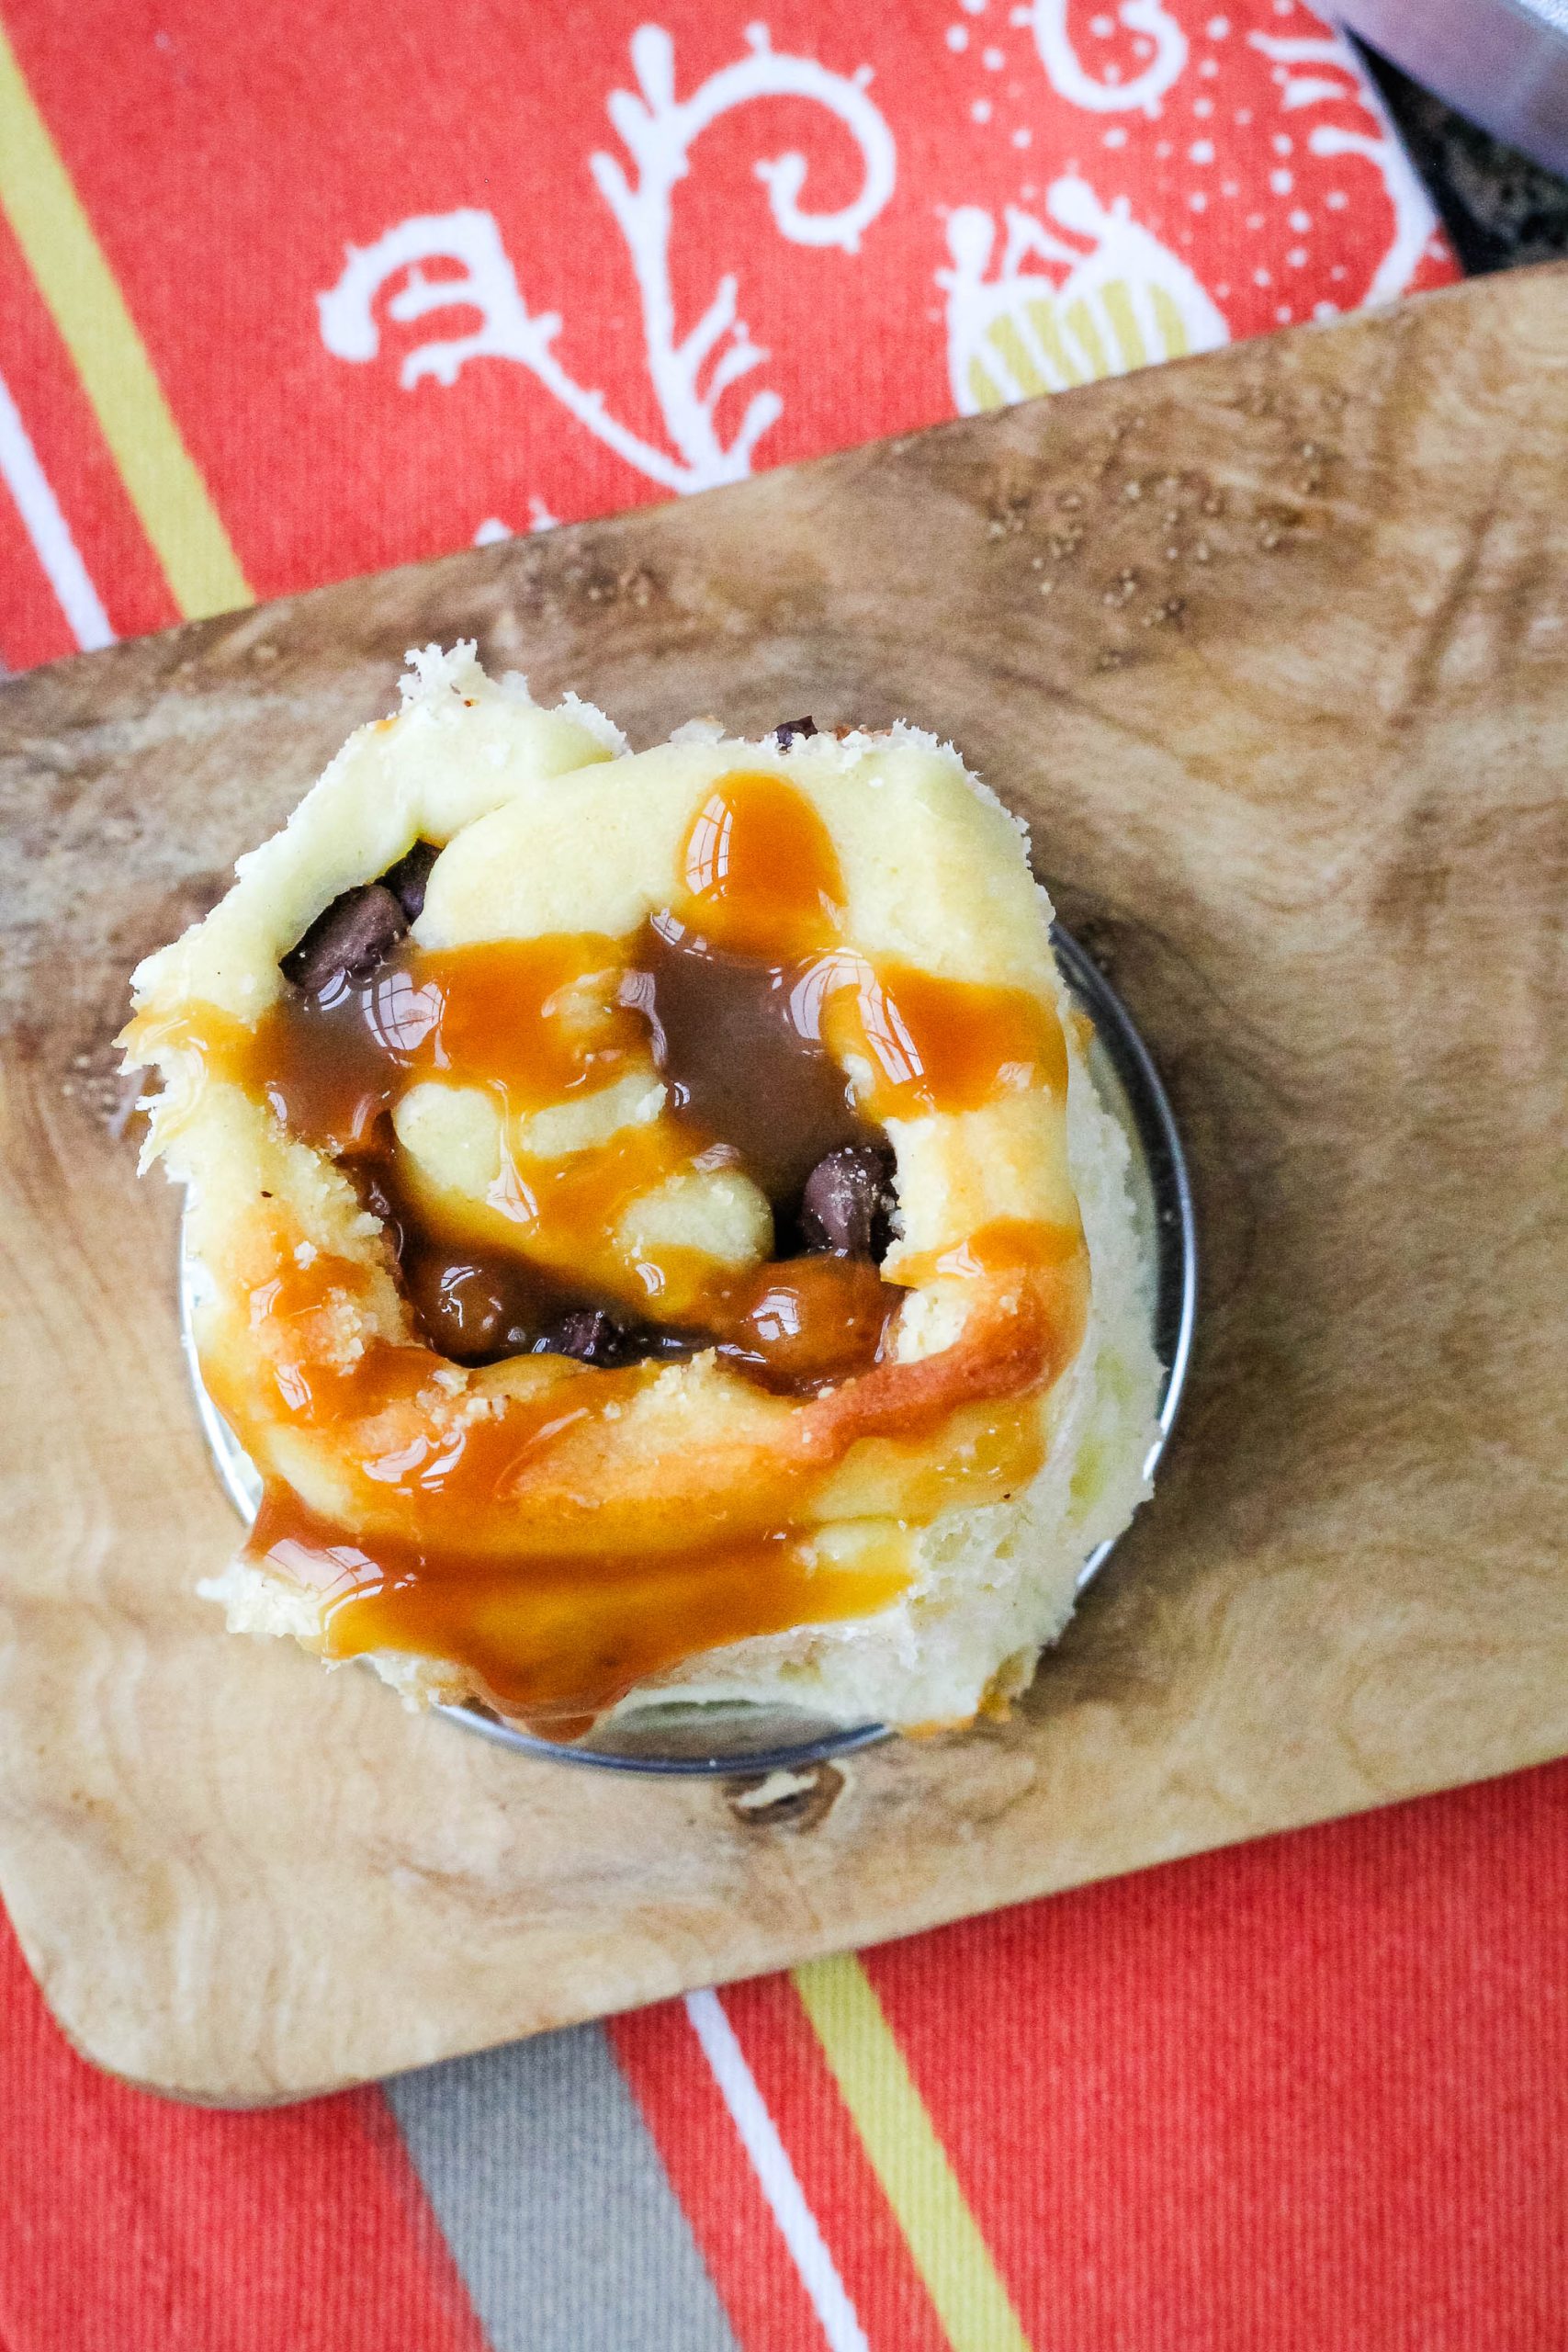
[{"x1": 1, "y1": 266, "x2": 1564, "y2": 2108}]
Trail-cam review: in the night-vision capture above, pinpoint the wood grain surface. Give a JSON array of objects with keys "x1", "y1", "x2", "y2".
[{"x1": 1, "y1": 266, "x2": 1564, "y2": 2106}]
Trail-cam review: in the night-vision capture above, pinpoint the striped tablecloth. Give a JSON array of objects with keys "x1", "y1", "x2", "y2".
[{"x1": 3, "y1": 5, "x2": 1566, "y2": 2345}]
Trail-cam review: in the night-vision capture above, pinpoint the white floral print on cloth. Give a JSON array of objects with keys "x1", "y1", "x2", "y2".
[
  {"x1": 318, "y1": 25, "x2": 897, "y2": 497},
  {"x1": 310, "y1": 5, "x2": 1449, "y2": 527}
]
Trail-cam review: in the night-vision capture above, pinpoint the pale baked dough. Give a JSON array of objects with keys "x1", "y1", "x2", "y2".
[{"x1": 127, "y1": 645, "x2": 1161, "y2": 1734}]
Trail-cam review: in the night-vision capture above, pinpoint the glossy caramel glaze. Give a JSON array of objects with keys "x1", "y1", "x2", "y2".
[
  {"x1": 202, "y1": 1207, "x2": 1081, "y2": 1729},
  {"x1": 679, "y1": 768, "x2": 845, "y2": 956},
  {"x1": 169, "y1": 769, "x2": 1089, "y2": 1729},
  {"x1": 824, "y1": 961, "x2": 1070, "y2": 1122},
  {"x1": 252, "y1": 1487, "x2": 910, "y2": 1736},
  {"x1": 216, "y1": 931, "x2": 638, "y2": 1158},
  {"x1": 207, "y1": 1220, "x2": 1077, "y2": 1558}
]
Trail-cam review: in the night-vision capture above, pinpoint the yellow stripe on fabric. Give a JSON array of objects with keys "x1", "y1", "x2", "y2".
[
  {"x1": 0, "y1": 15, "x2": 251, "y2": 617},
  {"x1": 792, "y1": 1954, "x2": 1032, "y2": 2352}
]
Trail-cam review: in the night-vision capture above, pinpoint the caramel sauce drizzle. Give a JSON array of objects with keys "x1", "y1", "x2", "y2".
[
  {"x1": 825, "y1": 961, "x2": 1069, "y2": 1121},
  {"x1": 254, "y1": 1489, "x2": 910, "y2": 1737},
  {"x1": 175, "y1": 770, "x2": 1087, "y2": 1732},
  {"x1": 237, "y1": 931, "x2": 640, "y2": 1157},
  {"x1": 681, "y1": 769, "x2": 845, "y2": 956}
]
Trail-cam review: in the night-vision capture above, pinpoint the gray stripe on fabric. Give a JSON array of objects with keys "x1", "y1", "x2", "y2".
[{"x1": 386, "y1": 2023, "x2": 739, "y2": 2352}]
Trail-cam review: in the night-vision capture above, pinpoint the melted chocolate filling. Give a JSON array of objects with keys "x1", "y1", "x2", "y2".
[
  {"x1": 364, "y1": 1154, "x2": 705, "y2": 1369},
  {"x1": 623, "y1": 917, "x2": 882, "y2": 1212},
  {"x1": 278, "y1": 832, "x2": 898, "y2": 1374}
]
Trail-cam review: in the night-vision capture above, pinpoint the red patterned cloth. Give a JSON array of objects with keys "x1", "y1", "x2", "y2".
[
  {"x1": 5, "y1": 6, "x2": 1565, "y2": 2347},
  {"x1": 2, "y1": 0, "x2": 1454, "y2": 659}
]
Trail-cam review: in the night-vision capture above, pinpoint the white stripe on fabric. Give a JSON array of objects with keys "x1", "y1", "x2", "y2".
[
  {"x1": 685, "y1": 1988, "x2": 871, "y2": 2352},
  {"x1": 0, "y1": 363, "x2": 113, "y2": 649}
]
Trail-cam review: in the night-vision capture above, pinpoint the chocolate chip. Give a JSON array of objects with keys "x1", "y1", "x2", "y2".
[
  {"x1": 281, "y1": 883, "x2": 406, "y2": 996},
  {"x1": 799, "y1": 1143, "x2": 896, "y2": 1261},
  {"x1": 534, "y1": 1307, "x2": 628, "y2": 1366},
  {"x1": 534, "y1": 1310, "x2": 700, "y2": 1368},
  {"x1": 383, "y1": 841, "x2": 439, "y2": 922},
  {"x1": 771, "y1": 716, "x2": 818, "y2": 749},
  {"x1": 403, "y1": 1254, "x2": 529, "y2": 1363},
  {"x1": 640, "y1": 1326, "x2": 705, "y2": 1362}
]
